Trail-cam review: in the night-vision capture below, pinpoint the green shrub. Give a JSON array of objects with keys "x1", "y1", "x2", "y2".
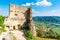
[
  {"x1": 36, "y1": 29, "x2": 42, "y2": 37},
  {"x1": 36, "y1": 28, "x2": 58, "y2": 38},
  {"x1": 25, "y1": 30, "x2": 37, "y2": 40},
  {"x1": 0, "y1": 15, "x2": 6, "y2": 34},
  {"x1": 44, "y1": 29, "x2": 58, "y2": 38}
]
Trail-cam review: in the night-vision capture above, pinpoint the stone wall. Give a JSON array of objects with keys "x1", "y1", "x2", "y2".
[
  {"x1": 4, "y1": 4, "x2": 28, "y2": 30},
  {"x1": 4, "y1": 4, "x2": 36, "y2": 36}
]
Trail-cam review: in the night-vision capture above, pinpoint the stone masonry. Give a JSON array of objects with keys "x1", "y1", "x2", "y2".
[{"x1": 4, "y1": 4, "x2": 36, "y2": 36}]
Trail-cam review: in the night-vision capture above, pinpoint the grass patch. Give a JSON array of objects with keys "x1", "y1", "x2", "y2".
[
  {"x1": 13, "y1": 36, "x2": 17, "y2": 40},
  {"x1": 0, "y1": 29, "x2": 6, "y2": 34},
  {"x1": 25, "y1": 30, "x2": 37, "y2": 40}
]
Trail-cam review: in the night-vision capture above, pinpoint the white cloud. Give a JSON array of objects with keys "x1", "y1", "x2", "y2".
[
  {"x1": 32, "y1": 9, "x2": 40, "y2": 16},
  {"x1": 32, "y1": 9, "x2": 60, "y2": 16},
  {"x1": 36, "y1": 0, "x2": 52, "y2": 6},
  {"x1": 22, "y1": 3, "x2": 31, "y2": 7},
  {"x1": 22, "y1": 0, "x2": 52, "y2": 7},
  {"x1": 35, "y1": 2, "x2": 41, "y2": 6}
]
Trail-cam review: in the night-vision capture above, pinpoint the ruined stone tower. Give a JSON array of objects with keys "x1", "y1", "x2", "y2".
[
  {"x1": 4, "y1": 4, "x2": 36, "y2": 36},
  {"x1": 4, "y1": 4, "x2": 27, "y2": 30}
]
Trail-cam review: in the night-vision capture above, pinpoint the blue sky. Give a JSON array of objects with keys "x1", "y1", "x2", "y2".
[{"x1": 0, "y1": 0, "x2": 60, "y2": 16}]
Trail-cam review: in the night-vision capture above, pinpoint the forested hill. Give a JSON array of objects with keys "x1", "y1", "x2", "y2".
[{"x1": 32, "y1": 16, "x2": 60, "y2": 24}]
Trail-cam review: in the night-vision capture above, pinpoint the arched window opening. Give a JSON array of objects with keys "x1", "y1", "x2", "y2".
[
  {"x1": 6, "y1": 26, "x2": 10, "y2": 28},
  {"x1": 15, "y1": 14, "x2": 18, "y2": 16},
  {"x1": 13, "y1": 26, "x2": 15, "y2": 30}
]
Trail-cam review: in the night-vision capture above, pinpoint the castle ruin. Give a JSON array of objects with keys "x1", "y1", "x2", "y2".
[{"x1": 4, "y1": 4, "x2": 36, "y2": 36}]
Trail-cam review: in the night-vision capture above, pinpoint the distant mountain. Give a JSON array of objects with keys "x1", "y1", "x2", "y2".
[{"x1": 32, "y1": 16, "x2": 60, "y2": 24}]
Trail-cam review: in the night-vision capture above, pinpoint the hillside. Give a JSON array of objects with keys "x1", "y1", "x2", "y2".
[
  {"x1": 33, "y1": 16, "x2": 60, "y2": 39},
  {"x1": 32, "y1": 16, "x2": 60, "y2": 24}
]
